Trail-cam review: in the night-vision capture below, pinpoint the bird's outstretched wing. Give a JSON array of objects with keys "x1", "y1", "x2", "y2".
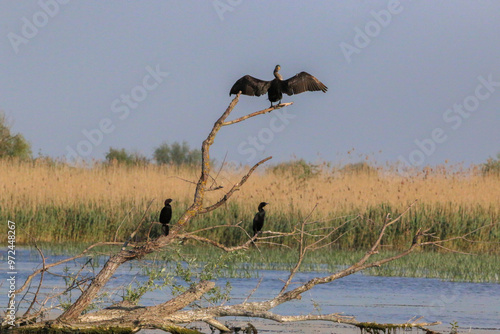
[
  {"x1": 282, "y1": 72, "x2": 328, "y2": 96},
  {"x1": 230, "y1": 75, "x2": 272, "y2": 96}
]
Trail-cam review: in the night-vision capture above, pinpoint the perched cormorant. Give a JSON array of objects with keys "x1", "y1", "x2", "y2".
[
  {"x1": 252, "y1": 202, "x2": 268, "y2": 236},
  {"x1": 159, "y1": 198, "x2": 173, "y2": 236},
  {"x1": 230, "y1": 65, "x2": 328, "y2": 106}
]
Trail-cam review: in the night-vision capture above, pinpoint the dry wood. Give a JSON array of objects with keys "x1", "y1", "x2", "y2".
[
  {"x1": 21, "y1": 243, "x2": 45, "y2": 317},
  {"x1": 221, "y1": 102, "x2": 293, "y2": 126},
  {"x1": 53, "y1": 93, "x2": 276, "y2": 323},
  {"x1": 12, "y1": 241, "x2": 126, "y2": 298},
  {"x1": 7, "y1": 96, "x2": 476, "y2": 334}
]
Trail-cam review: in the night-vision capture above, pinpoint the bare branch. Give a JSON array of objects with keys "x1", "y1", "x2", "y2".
[
  {"x1": 14, "y1": 88, "x2": 469, "y2": 334},
  {"x1": 419, "y1": 223, "x2": 496, "y2": 248},
  {"x1": 22, "y1": 242, "x2": 46, "y2": 317},
  {"x1": 222, "y1": 102, "x2": 294, "y2": 126},
  {"x1": 183, "y1": 221, "x2": 244, "y2": 235},
  {"x1": 177, "y1": 233, "x2": 257, "y2": 252},
  {"x1": 114, "y1": 206, "x2": 135, "y2": 242},
  {"x1": 167, "y1": 174, "x2": 223, "y2": 191},
  {"x1": 353, "y1": 200, "x2": 418, "y2": 267},
  {"x1": 272, "y1": 202, "x2": 419, "y2": 305},
  {"x1": 145, "y1": 281, "x2": 215, "y2": 316},
  {"x1": 279, "y1": 204, "x2": 318, "y2": 295},
  {"x1": 13, "y1": 241, "x2": 126, "y2": 297},
  {"x1": 173, "y1": 93, "x2": 243, "y2": 229},
  {"x1": 205, "y1": 318, "x2": 230, "y2": 332},
  {"x1": 243, "y1": 278, "x2": 263, "y2": 304},
  {"x1": 199, "y1": 156, "x2": 272, "y2": 214},
  {"x1": 121, "y1": 199, "x2": 155, "y2": 250},
  {"x1": 208, "y1": 151, "x2": 228, "y2": 191},
  {"x1": 222, "y1": 309, "x2": 440, "y2": 330},
  {"x1": 55, "y1": 92, "x2": 278, "y2": 321}
]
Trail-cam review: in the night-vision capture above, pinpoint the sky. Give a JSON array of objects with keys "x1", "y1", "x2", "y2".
[{"x1": 1, "y1": 1, "x2": 499, "y2": 169}]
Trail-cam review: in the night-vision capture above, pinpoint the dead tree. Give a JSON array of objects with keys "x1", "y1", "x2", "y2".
[{"x1": 2, "y1": 95, "x2": 485, "y2": 333}]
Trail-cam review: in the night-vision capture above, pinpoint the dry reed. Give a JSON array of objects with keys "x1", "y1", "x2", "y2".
[{"x1": 1, "y1": 158, "x2": 498, "y2": 248}]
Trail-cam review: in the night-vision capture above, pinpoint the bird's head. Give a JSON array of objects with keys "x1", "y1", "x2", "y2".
[
  {"x1": 274, "y1": 65, "x2": 281, "y2": 72},
  {"x1": 165, "y1": 198, "x2": 173, "y2": 205},
  {"x1": 258, "y1": 202, "x2": 269, "y2": 209}
]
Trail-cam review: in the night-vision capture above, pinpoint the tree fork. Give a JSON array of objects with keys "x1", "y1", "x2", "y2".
[{"x1": 53, "y1": 94, "x2": 284, "y2": 323}]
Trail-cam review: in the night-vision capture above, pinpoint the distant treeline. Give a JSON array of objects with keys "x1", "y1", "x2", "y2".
[{"x1": 1, "y1": 112, "x2": 499, "y2": 174}]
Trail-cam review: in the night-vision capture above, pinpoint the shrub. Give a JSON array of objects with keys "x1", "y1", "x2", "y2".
[
  {"x1": 269, "y1": 159, "x2": 320, "y2": 179},
  {"x1": 105, "y1": 147, "x2": 148, "y2": 166},
  {"x1": 0, "y1": 112, "x2": 32, "y2": 159},
  {"x1": 339, "y1": 161, "x2": 377, "y2": 175},
  {"x1": 153, "y1": 141, "x2": 201, "y2": 166},
  {"x1": 481, "y1": 153, "x2": 500, "y2": 176}
]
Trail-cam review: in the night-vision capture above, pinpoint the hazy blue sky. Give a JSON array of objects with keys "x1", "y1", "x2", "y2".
[{"x1": 2, "y1": 1, "x2": 499, "y2": 168}]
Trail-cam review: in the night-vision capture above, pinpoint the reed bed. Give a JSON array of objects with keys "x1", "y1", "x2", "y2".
[
  {"x1": 181, "y1": 246, "x2": 500, "y2": 283},
  {"x1": 14, "y1": 244, "x2": 498, "y2": 283},
  {"x1": 1, "y1": 159, "x2": 498, "y2": 254}
]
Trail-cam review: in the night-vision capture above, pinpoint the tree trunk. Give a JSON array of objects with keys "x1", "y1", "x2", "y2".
[{"x1": 58, "y1": 251, "x2": 130, "y2": 321}]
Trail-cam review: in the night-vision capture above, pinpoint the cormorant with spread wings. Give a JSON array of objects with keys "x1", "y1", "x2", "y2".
[{"x1": 230, "y1": 65, "x2": 328, "y2": 106}]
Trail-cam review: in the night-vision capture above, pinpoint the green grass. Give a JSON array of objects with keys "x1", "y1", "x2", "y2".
[
  {"x1": 177, "y1": 246, "x2": 499, "y2": 283},
  {"x1": 3, "y1": 201, "x2": 497, "y2": 255},
  {"x1": 24, "y1": 243, "x2": 498, "y2": 283},
  {"x1": 364, "y1": 251, "x2": 500, "y2": 283}
]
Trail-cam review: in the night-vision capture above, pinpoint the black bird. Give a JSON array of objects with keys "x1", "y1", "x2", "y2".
[
  {"x1": 159, "y1": 198, "x2": 173, "y2": 236},
  {"x1": 252, "y1": 202, "x2": 268, "y2": 236},
  {"x1": 230, "y1": 65, "x2": 328, "y2": 106}
]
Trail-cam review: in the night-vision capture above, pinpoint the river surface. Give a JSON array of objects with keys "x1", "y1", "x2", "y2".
[{"x1": 1, "y1": 248, "x2": 499, "y2": 333}]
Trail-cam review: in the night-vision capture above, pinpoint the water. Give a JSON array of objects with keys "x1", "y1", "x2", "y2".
[
  {"x1": 1, "y1": 248, "x2": 499, "y2": 333},
  {"x1": 217, "y1": 272, "x2": 500, "y2": 333}
]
